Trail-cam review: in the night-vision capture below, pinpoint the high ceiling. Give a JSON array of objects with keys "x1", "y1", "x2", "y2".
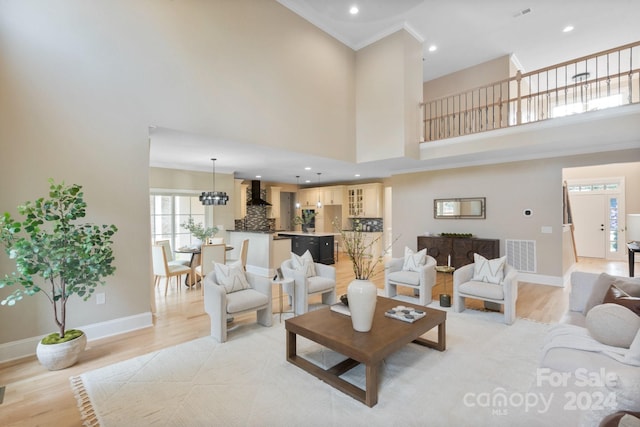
[{"x1": 150, "y1": 0, "x2": 640, "y2": 184}]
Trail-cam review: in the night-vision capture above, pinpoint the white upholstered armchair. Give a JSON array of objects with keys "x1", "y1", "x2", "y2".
[
  {"x1": 453, "y1": 261, "x2": 518, "y2": 325},
  {"x1": 281, "y1": 259, "x2": 336, "y2": 315},
  {"x1": 203, "y1": 269, "x2": 272, "y2": 343},
  {"x1": 385, "y1": 255, "x2": 437, "y2": 306}
]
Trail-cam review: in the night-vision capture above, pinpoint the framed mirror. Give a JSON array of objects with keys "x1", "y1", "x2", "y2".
[{"x1": 434, "y1": 197, "x2": 486, "y2": 219}]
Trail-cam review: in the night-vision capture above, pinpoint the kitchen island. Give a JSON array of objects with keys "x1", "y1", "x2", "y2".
[
  {"x1": 277, "y1": 232, "x2": 337, "y2": 265},
  {"x1": 228, "y1": 230, "x2": 292, "y2": 277}
]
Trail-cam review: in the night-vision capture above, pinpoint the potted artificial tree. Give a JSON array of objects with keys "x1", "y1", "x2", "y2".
[
  {"x1": 0, "y1": 180, "x2": 118, "y2": 370},
  {"x1": 293, "y1": 211, "x2": 317, "y2": 233}
]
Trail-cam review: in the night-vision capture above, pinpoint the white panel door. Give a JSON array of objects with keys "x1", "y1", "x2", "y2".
[{"x1": 571, "y1": 194, "x2": 606, "y2": 258}]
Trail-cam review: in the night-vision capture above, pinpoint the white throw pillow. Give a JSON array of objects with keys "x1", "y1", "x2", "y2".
[
  {"x1": 582, "y1": 272, "x2": 617, "y2": 315},
  {"x1": 585, "y1": 303, "x2": 640, "y2": 348},
  {"x1": 291, "y1": 250, "x2": 316, "y2": 278},
  {"x1": 402, "y1": 247, "x2": 427, "y2": 272},
  {"x1": 213, "y1": 261, "x2": 250, "y2": 293},
  {"x1": 472, "y1": 253, "x2": 506, "y2": 284}
]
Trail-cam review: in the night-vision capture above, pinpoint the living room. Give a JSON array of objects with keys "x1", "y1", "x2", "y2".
[{"x1": 1, "y1": 1, "x2": 640, "y2": 425}]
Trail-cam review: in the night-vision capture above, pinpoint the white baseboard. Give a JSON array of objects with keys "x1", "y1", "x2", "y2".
[{"x1": 0, "y1": 312, "x2": 153, "y2": 364}]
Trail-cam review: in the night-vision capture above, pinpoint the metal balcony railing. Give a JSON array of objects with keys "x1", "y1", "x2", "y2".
[{"x1": 420, "y1": 41, "x2": 640, "y2": 142}]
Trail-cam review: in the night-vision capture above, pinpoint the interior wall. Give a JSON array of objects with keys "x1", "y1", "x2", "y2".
[
  {"x1": 391, "y1": 150, "x2": 640, "y2": 282},
  {"x1": 0, "y1": 0, "x2": 356, "y2": 348},
  {"x1": 423, "y1": 55, "x2": 512, "y2": 101},
  {"x1": 355, "y1": 30, "x2": 423, "y2": 163}
]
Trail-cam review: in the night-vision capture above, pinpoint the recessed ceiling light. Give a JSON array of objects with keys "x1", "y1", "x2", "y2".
[
  {"x1": 349, "y1": 5, "x2": 359, "y2": 15},
  {"x1": 304, "y1": 167, "x2": 311, "y2": 170},
  {"x1": 428, "y1": 45, "x2": 437, "y2": 52},
  {"x1": 255, "y1": 175, "x2": 261, "y2": 178},
  {"x1": 563, "y1": 25, "x2": 574, "y2": 33},
  {"x1": 305, "y1": 179, "x2": 311, "y2": 183},
  {"x1": 354, "y1": 174, "x2": 360, "y2": 177}
]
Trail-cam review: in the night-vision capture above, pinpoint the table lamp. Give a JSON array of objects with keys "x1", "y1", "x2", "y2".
[{"x1": 627, "y1": 214, "x2": 640, "y2": 243}]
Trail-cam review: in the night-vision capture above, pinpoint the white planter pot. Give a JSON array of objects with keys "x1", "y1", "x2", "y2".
[
  {"x1": 347, "y1": 279, "x2": 377, "y2": 332},
  {"x1": 36, "y1": 332, "x2": 87, "y2": 371}
]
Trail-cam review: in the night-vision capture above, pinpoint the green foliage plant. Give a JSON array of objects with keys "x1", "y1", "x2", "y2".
[
  {"x1": 180, "y1": 217, "x2": 218, "y2": 242},
  {"x1": 0, "y1": 180, "x2": 118, "y2": 342},
  {"x1": 293, "y1": 211, "x2": 317, "y2": 229}
]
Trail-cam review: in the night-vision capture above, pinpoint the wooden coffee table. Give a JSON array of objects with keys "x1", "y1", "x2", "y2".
[{"x1": 285, "y1": 296, "x2": 446, "y2": 407}]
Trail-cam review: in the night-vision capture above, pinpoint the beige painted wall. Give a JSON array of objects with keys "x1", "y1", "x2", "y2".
[
  {"x1": 391, "y1": 150, "x2": 640, "y2": 281},
  {"x1": 356, "y1": 30, "x2": 423, "y2": 162},
  {"x1": 423, "y1": 55, "x2": 512, "y2": 101},
  {"x1": 0, "y1": 0, "x2": 356, "y2": 347}
]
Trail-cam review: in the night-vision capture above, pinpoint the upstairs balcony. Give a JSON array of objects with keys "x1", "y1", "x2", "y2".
[{"x1": 420, "y1": 41, "x2": 640, "y2": 143}]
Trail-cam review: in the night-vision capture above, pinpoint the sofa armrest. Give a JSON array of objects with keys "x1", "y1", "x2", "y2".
[
  {"x1": 569, "y1": 271, "x2": 601, "y2": 313},
  {"x1": 203, "y1": 272, "x2": 226, "y2": 315}
]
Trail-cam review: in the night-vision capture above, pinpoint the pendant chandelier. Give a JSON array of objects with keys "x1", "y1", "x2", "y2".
[{"x1": 200, "y1": 158, "x2": 229, "y2": 206}]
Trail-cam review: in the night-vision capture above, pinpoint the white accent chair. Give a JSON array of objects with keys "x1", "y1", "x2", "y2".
[
  {"x1": 203, "y1": 270, "x2": 272, "y2": 343},
  {"x1": 385, "y1": 255, "x2": 437, "y2": 306},
  {"x1": 195, "y1": 243, "x2": 226, "y2": 294},
  {"x1": 453, "y1": 262, "x2": 519, "y2": 324},
  {"x1": 281, "y1": 259, "x2": 336, "y2": 315},
  {"x1": 152, "y1": 245, "x2": 191, "y2": 295}
]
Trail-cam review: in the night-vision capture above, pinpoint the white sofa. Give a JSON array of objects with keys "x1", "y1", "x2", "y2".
[{"x1": 540, "y1": 271, "x2": 640, "y2": 424}]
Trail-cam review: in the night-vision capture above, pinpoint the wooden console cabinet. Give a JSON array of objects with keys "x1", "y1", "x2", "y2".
[{"x1": 417, "y1": 236, "x2": 499, "y2": 268}]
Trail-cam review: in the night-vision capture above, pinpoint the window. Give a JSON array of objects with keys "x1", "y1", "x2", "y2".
[{"x1": 150, "y1": 193, "x2": 205, "y2": 260}]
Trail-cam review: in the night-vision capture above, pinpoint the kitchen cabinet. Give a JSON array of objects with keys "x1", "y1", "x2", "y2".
[
  {"x1": 297, "y1": 188, "x2": 320, "y2": 207},
  {"x1": 267, "y1": 186, "x2": 281, "y2": 219},
  {"x1": 278, "y1": 233, "x2": 335, "y2": 264},
  {"x1": 234, "y1": 180, "x2": 248, "y2": 219},
  {"x1": 417, "y1": 235, "x2": 499, "y2": 268},
  {"x1": 347, "y1": 183, "x2": 382, "y2": 217},
  {"x1": 321, "y1": 185, "x2": 345, "y2": 205}
]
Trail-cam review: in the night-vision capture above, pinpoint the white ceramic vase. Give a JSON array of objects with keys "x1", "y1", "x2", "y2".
[
  {"x1": 36, "y1": 332, "x2": 87, "y2": 370},
  {"x1": 347, "y1": 279, "x2": 377, "y2": 332}
]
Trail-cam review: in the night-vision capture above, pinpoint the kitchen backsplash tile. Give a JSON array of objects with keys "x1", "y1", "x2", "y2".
[{"x1": 350, "y1": 218, "x2": 383, "y2": 232}]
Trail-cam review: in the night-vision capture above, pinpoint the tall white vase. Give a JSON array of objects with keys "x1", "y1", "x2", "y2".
[{"x1": 347, "y1": 279, "x2": 377, "y2": 332}]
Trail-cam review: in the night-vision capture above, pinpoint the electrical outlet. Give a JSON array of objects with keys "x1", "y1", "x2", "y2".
[{"x1": 96, "y1": 293, "x2": 106, "y2": 305}]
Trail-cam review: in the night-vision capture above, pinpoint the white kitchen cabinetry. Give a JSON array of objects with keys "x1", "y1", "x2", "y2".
[
  {"x1": 322, "y1": 185, "x2": 345, "y2": 205},
  {"x1": 297, "y1": 188, "x2": 319, "y2": 207},
  {"x1": 267, "y1": 186, "x2": 281, "y2": 219},
  {"x1": 234, "y1": 180, "x2": 248, "y2": 219},
  {"x1": 347, "y1": 183, "x2": 382, "y2": 217}
]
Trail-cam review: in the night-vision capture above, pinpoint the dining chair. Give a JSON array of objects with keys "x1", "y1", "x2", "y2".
[
  {"x1": 226, "y1": 239, "x2": 249, "y2": 270},
  {"x1": 152, "y1": 245, "x2": 191, "y2": 296},
  {"x1": 195, "y1": 243, "x2": 226, "y2": 294},
  {"x1": 210, "y1": 237, "x2": 225, "y2": 244},
  {"x1": 155, "y1": 239, "x2": 190, "y2": 267}
]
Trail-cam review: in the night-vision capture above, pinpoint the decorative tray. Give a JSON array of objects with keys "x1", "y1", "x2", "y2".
[
  {"x1": 330, "y1": 302, "x2": 351, "y2": 317},
  {"x1": 384, "y1": 305, "x2": 426, "y2": 323}
]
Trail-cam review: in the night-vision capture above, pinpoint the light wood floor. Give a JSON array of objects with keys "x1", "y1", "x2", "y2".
[{"x1": 0, "y1": 256, "x2": 634, "y2": 426}]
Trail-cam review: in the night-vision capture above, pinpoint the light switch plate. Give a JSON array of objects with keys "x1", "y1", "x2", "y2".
[{"x1": 541, "y1": 226, "x2": 552, "y2": 234}]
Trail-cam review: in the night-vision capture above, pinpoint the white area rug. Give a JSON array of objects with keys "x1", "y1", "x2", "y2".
[{"x1": 71, "y1": 309, "x2": 592, "y2": 427}]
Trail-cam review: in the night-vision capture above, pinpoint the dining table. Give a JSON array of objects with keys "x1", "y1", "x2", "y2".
[{"x1": 175, "y1": 245, "x2": 234, "y2": 287}]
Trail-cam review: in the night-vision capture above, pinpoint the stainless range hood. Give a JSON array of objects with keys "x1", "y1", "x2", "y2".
[{"x1": 246, "y1": 180, "x2": 271, "y2": 206}]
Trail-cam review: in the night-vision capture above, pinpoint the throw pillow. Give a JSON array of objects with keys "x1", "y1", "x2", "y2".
[
  {"x1": 604, "y1": 284, "x2": 640, "y2": 316},
  {"x1": 471, "y1": 253, "x2": 506, "y2": 284},
  {"x1": 613, "y1": 277, "x2": 640, "y2": 297},
  {"x1": 582, "y1": 273, "x2": 617, "y2": 315},
  {"x1": 402, "y1": 247, "x2": 427, "y2": 272},
  {"x1": 585, "y1": 303, "x2": 640, "y2": 348},
  {"x1": 291, "y1": 250, "x2": 316, "y2": 278},
  {"x1": 213, "y1": 261, "x2": 250, "y2": 293}
]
